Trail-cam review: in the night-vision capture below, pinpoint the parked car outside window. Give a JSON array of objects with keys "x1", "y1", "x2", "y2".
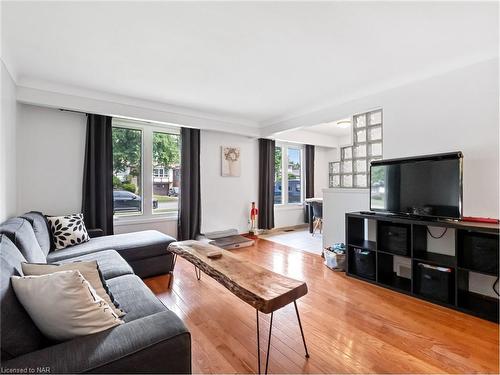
[{"x1": 113, "y1": 190, "x2": 158, "y2": 213}]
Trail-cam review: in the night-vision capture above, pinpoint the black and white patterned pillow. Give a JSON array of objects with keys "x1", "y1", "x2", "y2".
[{"x1": 46, "y1": 213, "x2": 90, "y2": 250}]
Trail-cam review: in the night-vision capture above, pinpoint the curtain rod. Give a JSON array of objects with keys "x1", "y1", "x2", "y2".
[{"x1": 59, "y1": 108, "x2": 88, "y2": 115}]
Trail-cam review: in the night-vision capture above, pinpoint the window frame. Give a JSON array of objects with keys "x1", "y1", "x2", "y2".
[
  {"x1": 151, "y1": 129, "x2": 181, "y2": 216},
  {"x1": 111, "y1": 123, "x2": 144, "y2": 217},
  {"x1": 275, "y1": 142, "x2": 305, "y2": 206},
  {"x1": 112, "y1": 118, "x2": 180, "y2": 224}
]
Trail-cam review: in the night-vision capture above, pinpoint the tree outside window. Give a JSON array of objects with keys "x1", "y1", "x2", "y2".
[
  {"x1": 152, "y1": 132, "x2": 180, "y2": 214},
  {"x1": 112, "y1": 127, "x2": 143, "y2": 215}
]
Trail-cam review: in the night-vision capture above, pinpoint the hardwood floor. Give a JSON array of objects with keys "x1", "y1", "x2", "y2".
[{"x1": 145, "y1": 238, "x2": 499, "y2": 374}]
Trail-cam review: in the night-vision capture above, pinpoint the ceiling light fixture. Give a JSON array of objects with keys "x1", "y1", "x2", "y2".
[{"x1": 336, "y1": 120, "x2": 351, "y2": 129}]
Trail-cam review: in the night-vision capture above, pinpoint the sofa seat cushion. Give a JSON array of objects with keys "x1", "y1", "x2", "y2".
[
  {"x1": 20, "y1": 212, "x2": 52, "y2": 256},
  {"x1": 1, "y1": 235, "x2": 48, "y2": 359},
  {"x1": 46, "y1": 230, "x2": 175, "y2": 263},
  {"x1": 55, "y1": 250, "x2": 133, "y2": 280},
  {"x1": 0, "y1": 218, "x2": 46, "y2": 263},
  {"x1": 106, "y1": 274, "x2": 166, "y2": 323}
]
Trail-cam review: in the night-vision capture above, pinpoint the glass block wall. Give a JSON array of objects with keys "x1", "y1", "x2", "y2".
[{"x1": 329, "y1": 109, "x2": 383, "y2": 188}]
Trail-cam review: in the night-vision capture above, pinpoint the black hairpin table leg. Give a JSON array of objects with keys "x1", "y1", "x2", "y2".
[
  {"x1": 264, "y1": 312, "x2": 274, "y2": 374},
  {"x1": 294, "y1": 301, "x2": 310, "y2": 358},
  {"x1": 256, "y1": 310, "x2": 275, "y2": 375}
]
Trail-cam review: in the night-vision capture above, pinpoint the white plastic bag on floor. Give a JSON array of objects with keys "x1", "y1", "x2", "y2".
[{"x1": 324, "y1": 249, "x2": 345, "y2": 271}]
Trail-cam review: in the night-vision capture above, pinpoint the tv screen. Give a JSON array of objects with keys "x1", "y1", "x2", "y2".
[{"x1": 370, "y1": 152, "x2": 463, "y2": 219}]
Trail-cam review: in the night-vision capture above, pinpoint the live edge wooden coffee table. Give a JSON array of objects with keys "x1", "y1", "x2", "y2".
[{"x1": 168, "y1": 240, "x2": 309, "y2": 374}]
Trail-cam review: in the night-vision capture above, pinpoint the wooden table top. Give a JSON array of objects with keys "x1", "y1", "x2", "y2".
[{"x1": 168, "y1": 240, "x2": 308, "y2": 314}]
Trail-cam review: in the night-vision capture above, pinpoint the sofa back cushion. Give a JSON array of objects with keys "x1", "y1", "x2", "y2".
[
  {"x1": 0, "y1": 218, "x2": 46, "y2": 263},
  {"x1": 0, "y1": 235, "x2": 47, "y2": 359},
  {"x1": 21, "y1": 212, "x2": 52, "y2": 256}
]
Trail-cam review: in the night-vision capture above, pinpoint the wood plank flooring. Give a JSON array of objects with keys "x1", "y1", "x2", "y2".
[{"x1": 145, "y1": 238, "x2": 499, "y2": 374}]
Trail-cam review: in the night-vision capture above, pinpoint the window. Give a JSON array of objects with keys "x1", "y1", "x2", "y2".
[
  {"x1": 274, "y1": 146, "x2": 282, "y2": 204},
  {"x1": 112, "y1": 127, "x2": 143, "y2": 215},
  {"x1": 152, "y1": 131, "x2": 180, "y2": 215},
  {"x1": 274, "y1": 143, "x2": 304, "y2": 205},
  {"x1": 112, "y1": 119, "x2": 180, "y2": 219},
  {"x1": 287, "y1": 147, "x2": 302, "y2": 203},
  {"x1": 329, "y1": 109, "x2": 383, "y2": 188},
  {"x1": 153, "y1": 167, "x2": 165, "y2": 178}
]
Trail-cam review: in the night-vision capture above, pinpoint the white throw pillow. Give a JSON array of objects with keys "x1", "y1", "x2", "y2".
[
  {"x1": 11, "y1": 270, "x2": 123, "y2": 341},
  {"x1": 46, "y1": 213, "x2": 90, "y2": 250},
  {"x1": 21, "y1": 261, "x2": 125, "y2": 317}
]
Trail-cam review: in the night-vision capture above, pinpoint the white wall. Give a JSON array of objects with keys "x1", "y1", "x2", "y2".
[
  {"x1": 273, "y1": 128, "x2": 339, "y2": 149},
  {"x1": 322, "y1": 188, "x2": 370, "y2": 246},
  {"x1": 114, "y1": 219, "x2": 178, "y2": 238},
  {"x1": 314, "y1": 146, "x2": 338, "y2": 198},
  {"x1": 384, "y1": 60, "x2": 499, "y2": 218},
  {"x1": 17, "y1": 83, "x2": 260, "y2": 137},
  {"x1": 14, "y1": 108, "x2": 261, "y2": 236},
  {"x1": 0, "y1": 61, "x2": 17, "y2": 221},
  {"x1": 266, "y1": 59, "x2": 499, "y2": 218},
  {"x1": 16, "y1": 104, "x2": 87, "y2": 215},
  {"x1": 274, "y1": 206, "x2": 306, "y2": 228},
  {"x1": 200, "y1": 130, "x2": 259, "y2": 234}
]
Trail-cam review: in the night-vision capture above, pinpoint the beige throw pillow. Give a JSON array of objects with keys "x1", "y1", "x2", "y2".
[
  {"x1": 11, "y1": 270, "x2": 123, "y2": 341},
  {"x1": 21, "y1": 261, "x2": 125, "y2": 317}
]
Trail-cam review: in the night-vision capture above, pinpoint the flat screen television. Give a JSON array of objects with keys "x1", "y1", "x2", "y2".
[{"x1": 370, "y1": 152, "x2": 463, "y2": 219}]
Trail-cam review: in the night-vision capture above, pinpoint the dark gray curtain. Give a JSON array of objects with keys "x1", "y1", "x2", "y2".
[
  {"x1": 258, "y1": 138, "x2": 275, "y2": 230},
  {"x1": 178, "y1": 128, "x2": 201, "y2": 240},
  {"x1": 82, "y1": 114, "x2": 114, "y2": 235},
  {"x1": 305, "y1": 144, "x2": 315, "y2": 198},
  {"x1": 304, "y1": 144, "x2": 315, "y2": 222}
]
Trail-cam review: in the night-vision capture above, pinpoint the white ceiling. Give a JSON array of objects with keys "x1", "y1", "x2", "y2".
[
  {"x1": 2, "y1": 1, "x2": 498, "y2": 127},
  {"x1": 305, "y1": 119, "x2": 352, "y2": 137}
]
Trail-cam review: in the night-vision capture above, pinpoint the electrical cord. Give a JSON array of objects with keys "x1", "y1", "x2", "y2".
[
  {"x1": 427, "y1": 227, "x2": 448, "y2": 239},
  {"x1": 494, "y1": 277, "x2": 499, "y2": 297}
]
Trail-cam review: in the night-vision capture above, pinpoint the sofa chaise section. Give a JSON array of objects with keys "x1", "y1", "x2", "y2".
[
  {"x1": 46, "y1": 230, "x2": 175, "y2": 279},
  {"x1": 0, "y1": 212, "x2": 176, "y2": 278}
]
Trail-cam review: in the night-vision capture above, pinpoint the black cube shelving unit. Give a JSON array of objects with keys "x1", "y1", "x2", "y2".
[
  {"x1": 346, "y1": 212, "x2": 499, "y2": 323},
  {"x1": 377, "y1": 252, "x2": 411, "y2": 292}
]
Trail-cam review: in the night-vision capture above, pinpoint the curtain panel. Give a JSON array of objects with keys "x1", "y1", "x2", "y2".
[
  {"x1": 178, "y1": 127, "x2": 201, "y2": 240},
  {"x1": 82, "y1": 114, "x2": 114, "y2": 235},
  {"x1": 258, "y1": 138, "x2": 275, "y2": 230},
  {"x1": 304, "y1": 144, "x2": 315, "y2": 223},
  {"x1": 305, "y1": 144, "x2": 315, "y2": 198}
]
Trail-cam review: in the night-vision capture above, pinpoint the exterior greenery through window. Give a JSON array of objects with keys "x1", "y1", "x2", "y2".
[
  {"x1": 152, "y1": 132, "x2": 180, "y2": 214},
  {"x1": 329, "y1": 109, "x2": 383, "y2": 188},
  {"x1": 112, "y1": 127, "x2": 143, "y2": 215},
  {"x1": 274, "y1": 143, "x2": 303, "y2": 205},
  {"x1": 112, "y1": 119, "x2": 180, "y2": 218}
]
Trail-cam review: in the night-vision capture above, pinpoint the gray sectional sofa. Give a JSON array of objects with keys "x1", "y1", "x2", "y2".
[{"x1": 0, "y1": 212, "x2": 191, "y2": 374}]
